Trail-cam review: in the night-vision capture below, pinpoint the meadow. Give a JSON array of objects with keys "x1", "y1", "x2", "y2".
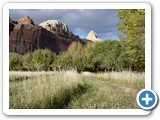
[{"x1": 9, "y1": 70, "x2": 144, "y2": 109}]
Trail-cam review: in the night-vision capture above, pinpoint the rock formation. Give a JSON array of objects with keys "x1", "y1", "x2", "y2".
[
  {"x1": 9, "y1": 17, "x2": 84, "y2": 55},
  {"x1": 17, "y1": 16, "x2": 35, "y2": 25},
  {"x1": 39, "y1": 20, "x2": 69, "y2": 33},
  {"x1": 86, "y1": 30, "x2": 102, "y2": 42}
]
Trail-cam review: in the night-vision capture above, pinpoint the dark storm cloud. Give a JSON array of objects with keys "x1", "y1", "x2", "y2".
[{"x1": 9, "y1": 9, "x2": 119, "y2": 40}]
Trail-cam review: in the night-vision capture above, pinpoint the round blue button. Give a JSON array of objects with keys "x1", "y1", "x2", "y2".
[{"x1": 137, "y1": 89, "x2": 158, "y2": 110}]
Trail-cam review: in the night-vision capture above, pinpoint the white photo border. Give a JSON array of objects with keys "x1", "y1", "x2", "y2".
[{"x1": 3, "y1": 3, "x2": 151, "y2": 115}]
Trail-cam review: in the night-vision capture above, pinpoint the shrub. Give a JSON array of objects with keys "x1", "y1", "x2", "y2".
[
  {"x1": 22, "y1": 49, "x2": 55, "y2": 71},
  {"x1": 9, "y1": 54, "x2": 22, "y2": 70},
  {"x1": 31, "y1": 49, "x2": 55, "y2": 71},
  {"x1": 22, "y1": 52, "x2": 33, "y2": 71}
]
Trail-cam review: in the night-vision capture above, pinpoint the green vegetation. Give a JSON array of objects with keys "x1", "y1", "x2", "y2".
[
  {"x1": 9, "y1": 9, "x2": 145, "y2": 109},
  {"x1": 117, "y1": 9, "x2": 145, "y2": 71},
  {"x1": 10, "y1": 71, "x2": 144, "y2": 109},
  {"x1": 22, "y1": 49, "x2": 55, "y2": 71},
  {"x1": 9, "y1": 39, "x2": 144, "y2": 72},
  {"x1": 9, "y1": 53, "x2": 23, "y2": 71}
]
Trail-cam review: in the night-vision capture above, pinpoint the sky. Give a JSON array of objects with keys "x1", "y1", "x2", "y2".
[{"x1": 9, "y1": 9, "x2": 120, "y2": 40}]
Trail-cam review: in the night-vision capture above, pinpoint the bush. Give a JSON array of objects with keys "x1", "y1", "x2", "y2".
[
  {"x1": 9, "y1": 54, "x2": 22, "y2": 70},
  {"x1": 22, "y1": 49, "x2": 55, "y2": 71},
  {"x1": 22, "y1": 52, "x2": 33, "y2": 71},
  {"x1": 32, "y1": 49, "x2": 55, "y2": 71}
]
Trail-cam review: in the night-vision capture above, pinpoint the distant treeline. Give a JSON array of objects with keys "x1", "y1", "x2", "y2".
[
  {"x1": 9, "y1": 9, "x2": 145, "y2": 72},
  {"x1": 9, "y1": 40, "x2": 144, "y2": 72}
]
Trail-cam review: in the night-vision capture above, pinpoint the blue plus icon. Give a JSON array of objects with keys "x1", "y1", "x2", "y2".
[
  {"x1": 137, "y1": 89, "x2": 158, "y2": 110},
  {"x1": 141, "y1": 93, "x2": 153, "y2": 105}
]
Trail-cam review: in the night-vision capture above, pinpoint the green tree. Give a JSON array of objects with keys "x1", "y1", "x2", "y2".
[
  {"x1": 117, "y1": 9, "x2": 145, "y2": 71},
  {"x1": 81, "y1": 44, "x2": 94, "y2": 72},
  {"x1": 88, "y1": 40, "x2": 123, "y2": 72},
  {"x1": 64, "y1": 42, "x2": 85, "y2": 71},
  {"x1": 53, "y1": 42, "x2": 93, "y2": 72},
  {"x1": 53, "y1": 42, "x2": 83, "y2": 71}
]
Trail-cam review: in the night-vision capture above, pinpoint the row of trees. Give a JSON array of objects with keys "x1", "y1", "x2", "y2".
[
  {"x1": 9, "y1": 9, "x2": 145, "y2": 72},
  {"x1": 9, "y1": 39, "x2": 144, "y2": 72}
]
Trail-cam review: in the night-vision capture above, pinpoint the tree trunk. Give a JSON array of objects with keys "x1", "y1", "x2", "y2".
[
  {"x1": 112, "y1": 66, "x2": 114, "y2": 72},
  {"x1": 129, "y1": 50, "x2": 139, "y2": 72},
  {"x1": 105, "y1": 69, "x2": 107, "y2": 73}
]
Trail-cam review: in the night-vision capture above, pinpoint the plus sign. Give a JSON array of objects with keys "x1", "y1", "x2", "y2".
[{"x1": 141, "y1": 93, "x2": 153, "y2": 105}]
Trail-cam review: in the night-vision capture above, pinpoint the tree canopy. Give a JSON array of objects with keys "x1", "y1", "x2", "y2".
[{"x1": 117, "y1": 9, "x2": 145, "y2": 71}]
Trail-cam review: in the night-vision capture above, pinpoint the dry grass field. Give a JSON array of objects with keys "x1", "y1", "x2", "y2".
[{"x1": 9, "y1": 70, "x2": 144, "y2": 109}]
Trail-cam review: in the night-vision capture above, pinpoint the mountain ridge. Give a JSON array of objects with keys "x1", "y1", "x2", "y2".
[{"x1": 9, "y1": 16, "x2": 96, "y2": 55}]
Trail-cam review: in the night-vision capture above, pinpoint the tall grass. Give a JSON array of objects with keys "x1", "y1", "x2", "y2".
[
  {"x1": 68, "y1": 71, "x2": 145, "y2": 109},
  {"x1": 10, "y1": 70, "x2": 85, "y2": 109},
  {"x1": 82, "y1": 71, "x2": 144, "y2": 81},
  {"x1": 9, "y1": 71, "x2": 56, "y2": 82},
  {"x1": 96, "y1": 71, "x2": 144, "y2": 81},
  {"x1": 9, "y1": 71, "x2": 145, "y2": 109}
]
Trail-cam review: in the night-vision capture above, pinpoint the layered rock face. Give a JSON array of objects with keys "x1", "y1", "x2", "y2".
[
  {"x1": 9, "y1": 17, "x2": 83, "y2": 55},
  {"x1": 86, "y1": 30, "x2": 102, "y2": 42}
]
